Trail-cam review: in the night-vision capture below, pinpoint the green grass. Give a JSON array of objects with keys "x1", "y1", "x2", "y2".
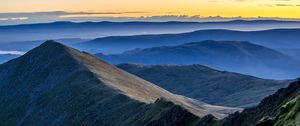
[{"x1": 274, "y1": 96, "x2": 300, "y2": 126}]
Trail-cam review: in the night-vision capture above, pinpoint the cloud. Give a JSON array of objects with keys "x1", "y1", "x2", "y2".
[
  {"x1": 0, "y1": 11, "x2": 300, "y2": 25},
  {"x1": 0, "y1": 11, "x2": 148, "y2": 18},
  {"x1": 0, "y1": 17, "x2": 28, "y2": 21},
  {"x1": 0, "y1": 11, "x2": 154, "y2": 25},
  {"x1": 275, "y1": 4, "x2": 294, "y2": 6},
  {"x1": 260, "y1": 3, "x2": 300, "y2": 7},
  {"x1": 0, "y1": 50, "x2": 25, "y2": 55}
]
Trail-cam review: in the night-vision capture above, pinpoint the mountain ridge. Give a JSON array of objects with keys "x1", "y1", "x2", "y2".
[
  {"x1": 81, "y1": 28, "x2": 300, "y2": 54},
  {"x1": 117, "y1": 63, "x2": 290, "y2": 107},
  {"x1": 98, "y1": 40, "x2": 300, "y2": 79},
  {"x1": 4, "y1": 20, "x2": 300, "y2": 27},
  {"x1": 0, "y1": 40, "x2": 240, "y2": 125},
  {"x1": 2, "y1": 20, "x2": 300, "y2": 44}
]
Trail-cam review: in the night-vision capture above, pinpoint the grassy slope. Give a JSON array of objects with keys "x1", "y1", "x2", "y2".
[
  {"x1": 0, "y1": 41, "x2": 239, "y2": 126},
  {"x1": 0, "y1": 41, "x2": 147, "y2": 126},
  {"x1": 117, "y1": 64, "x2": 289, "y2": 107},
  {"x1": 215, "y1": 79, "x2": 300, "y2": 126},
  {"x1": 256, "y1": 96, "x2": 300, "y2": 126}
]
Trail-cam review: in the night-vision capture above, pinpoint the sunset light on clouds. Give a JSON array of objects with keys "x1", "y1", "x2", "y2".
[{"x1": 0, "y1": 0, "x2": 300, "y2": 18}]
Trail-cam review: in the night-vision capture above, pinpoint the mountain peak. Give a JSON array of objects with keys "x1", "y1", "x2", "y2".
[
  {"x1": 38, "y1": 40, "x2": 69, "y2": 51},
  {"x1": 5, "y1": 40, "x2": 80, "y2": 67},
  {"x1": 0, "y1": 41, "x2": 241, "y2": 123},
  {"x1": 43, "y1": 40, "x2": 62, "y2": 45}
]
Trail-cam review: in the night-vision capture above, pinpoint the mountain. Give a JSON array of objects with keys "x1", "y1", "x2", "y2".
[
  {"x1": 0, "y1": 38, "x2": 87, "y2": 63},
  {"x1": 2, "y1": 20, "x2": 300, "y2": 45},
  {"x1": 82, "y1": 28, "x2": 300, "y2": 54},
  {"x1": 0, "y1": 41, "x2": 240, "y2": 126},
  {"x1": 97, "y1": 40, "x2": 300, "y2": 79},
  {"x1": 117, "y1": 64, "x2": 290, "y2": 108},
  {"x1": 181, "y1": 79, "x2": 300, "y2": 126},
  {"x1": 217, "y1": 79, "x2": 300, "y2": 126},
  {"x1": 0, "y1": 21, "x2": 228, "y2": 43}
]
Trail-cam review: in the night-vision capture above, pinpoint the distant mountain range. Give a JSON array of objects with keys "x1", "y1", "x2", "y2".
[
  {"x1": 1, "y1": 22, "x2": 300, "y2": 64},
  {"x1": 278, "y1": 48, "x2": 300, "y2": 61},
  {"x1": 1, "y1": 20, "x2": 300, "y2": 44},
  {"x1": 98, "y1": 40, "x2": 300, "y2": 79},
  {"x1": 117, "y1": 64, "x2": 290, "y2": 108},
  {"x1": 80, "y1": 28, "x2": 300, "y2": 54},
  {"x1": 0, "y1": 41, "x2": 240, "y2": 125}
]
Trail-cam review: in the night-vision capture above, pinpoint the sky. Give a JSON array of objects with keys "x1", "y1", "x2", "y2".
[{"x1": 0, "y1": 0, "x2": 300, "y2": 25}]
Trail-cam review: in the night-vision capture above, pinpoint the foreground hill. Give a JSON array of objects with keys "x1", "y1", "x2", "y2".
[
  {"x1": 98, "y1": 40, "x2": 300, "y2": 79},
  {"x1": 81, "y1": 28, "x2": 300, "y2": 54},
  {"x1": 217, "y1": 79, "x2": 300, "y2": 126},
  {"x1": 184, "y1": 79, "x2": 300, "y2": 126},
  {"x1": 0, "y1": 41, "x2": 239, "y2": 126},
  {"x1": 117, "y1": 64, "x2": 289, "y2": 108}
]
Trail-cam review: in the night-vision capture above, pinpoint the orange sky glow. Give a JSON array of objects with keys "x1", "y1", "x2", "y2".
[{"x1": 0, "y1": 0, "x2": 300, "y2": 18}]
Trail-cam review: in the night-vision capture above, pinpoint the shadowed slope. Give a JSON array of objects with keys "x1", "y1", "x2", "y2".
[
  {"x1": 64, "y1": 41, "x2": 241, "y2": 118},
  {"x1": 0, "y1": 41, "x2": 240, "y2": 126},
  {"x1": 219, "y1": 79, "x2": 300, "y2": 126},
  {"x1": 183, "y1": 79, "x2": 300, "y2": 126}
]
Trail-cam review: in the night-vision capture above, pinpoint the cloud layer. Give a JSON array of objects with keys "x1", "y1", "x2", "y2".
[{"x1": 0, "y1": 11, "x2": 300, "y2": 25}]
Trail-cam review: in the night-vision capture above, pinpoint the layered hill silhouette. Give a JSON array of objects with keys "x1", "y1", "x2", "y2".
[
  {"x1": 0, "y1": 41, "x2": 240, "y2": 126},
  {"x1": 98, "y1": 40, "x2": 300, "y2": 79},
  {"x1": 2, "y1": 20, "x2": 300, "y2": 43},
  {"x1": 80, "y1": 28, "x2": 300, "y2": 54},
  {"x1": 117, "y1": 64, "x2": 289, "y2": 107},
  {"x1": 278, "y1": 48, "x2": 300, "y2": 61}
]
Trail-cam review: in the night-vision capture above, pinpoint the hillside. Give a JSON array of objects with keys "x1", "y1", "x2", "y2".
[
  {"x1": 0, "y1": 41, "x2": 240, "y2": 126},
  {"x1": 218, "y1": 79, "x2": 300, "y2": 126},
  {"x1": 117, "y1": 64, "x2": 289, "y2": 108},
  {"x1": 183, "y1": 79, "x2": 300, "y2": 126},
  {"x1": 98, "y1": 40, "x2": 300, "y2": 79},
  {"x1": 81, "y1": 28, "x2": 300, "y2": 54}
]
